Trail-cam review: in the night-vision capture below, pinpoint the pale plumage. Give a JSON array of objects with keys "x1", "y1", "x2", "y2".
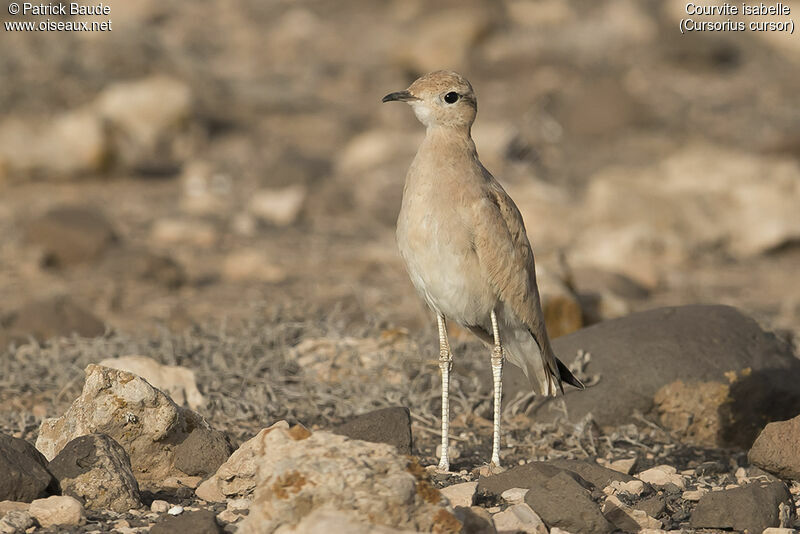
[{"x1": 384, "y1": 71, "x2": 583, "y2": 471}]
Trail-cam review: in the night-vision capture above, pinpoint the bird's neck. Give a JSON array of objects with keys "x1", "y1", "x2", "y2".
[{"x1": 421, "y1": 124, "x2": 477, "y2": 157}]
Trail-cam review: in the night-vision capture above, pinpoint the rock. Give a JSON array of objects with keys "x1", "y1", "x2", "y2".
[
  {"x1": 35, "y1": 364, "x2": 228, "y2": 490},
  {"x1": 1, "y1": 296, "x2": 105, "y2": 346},
  {"x1": 477, "y1": 462, "x2": 577, "y2": 497},
  {"x1": 47, "y1": 434, "x2": 140, "y2": 513},
  {"x1": 95, "y1": 76, "x2": 192, "y2": 171},
  {"x1": 332, "y1": 406, "x2": 412, "y2": 455},
  {"x1": 25, "y1": 205, "x2": 116, "y2": 267},
  {"x1": 168, "y1": 505, "x2": 183, "y2": 515},
  {"x1": 634, "y1": 495, "x2": 666, "y2": 519},
  {"x1": 173, "y1": 427, "x2": 233, "y2": 478},
  {"x1": 546, "y1": 458, "x2": 636, "y2": 489},
  {"x1": 221, "y1": 250, "x2": 286, "y2": 283},
  {"x1": 151, "y1": 500, "x2": 169, "y2": 513},
  {"x1": 690, "y1": 481, "x2": 792, "y2": 533},
  {"x1": 440, "y1": 482, "x2": 477, "y2": 508},
  {"x1": 635, "y1": 466, "x2": 685, "y2": 490},
  {"x1": 653, "y1": 380, "x2": 731, "y2": 447},
  {"x1": 500, "y1": 487, "x2": 529, "y2": 504},
  {"x1": 279, "y1": 509, "x2": 420, "y2": 534},
  {"x1": 512, "y1": 306, "x2": 800, "y2": 448},
  {"x1": 98, "y1": 355, "x2": 206, "y2": 410},
  {"x1": 0, "y1": 109, "x2": 107, "y2": 179},
  {"x1": 682, "y1": 489, "x2": 706, "y2": 501},
  {"x1": 150, "y1": 218, "x2": 218, "y2": 247},
  {"x1": 195, "y1": 421, "x2": 291, "y2": 503},
  {"x1": 0, "y1": 433, "x2": 54, "y2": 502},
  {"x1": 453, "y1": 506, "x2": 496, "y2": 534},
  {"x1": 161, "y1": 475, "x2": 202, "y2": 489},
  {"x1": 248, "y1": 185, "x2": 306, "y2": 226},
  {"x1": 28, "y1": 495, "x2": 85, "y2": 528},
  {"x1": 603, "y1": 479, "x2": 645, "y2": 497},
  {"x1": 749, "y1": 414, "x2": 800, "y2": 481},
  {"x1": 524, "y1": 472, "x2": 613, "y2": 534},
  {"x1": 0, "y1": 510, "x2": 33, "y2": 534},
  {"x1": 602, "y1": 495, "x2": 662, "y2": 532},
  {"x1": 763, "y1": 529, "x2": 799, "y2": 534},
  {"x1": 607, "y1": 457, "x2": 638, "y2": 475},
  {"x1": 150, "y1": 510, "x2": 221, "y2": 534},
  {"x1": 0, "y1": 502, "x2": 28, "y2": 515},
  {"x1": 572, "y1": 268, "x2": 648, "y2": 324},
  {"x1": 492, "y1": 503, "x2": 547, "y2": 534},
  {"x1": 238, "y1": 426, "x2": 459, "y2": 533}
]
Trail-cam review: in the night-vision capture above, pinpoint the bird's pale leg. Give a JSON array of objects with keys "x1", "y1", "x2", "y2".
[
  {"x1": 490, "y1": 309, "x2": 503, "y2": 467},
  {"x1": 436, "y1": 313, "x2": 452, "y2": 472}
]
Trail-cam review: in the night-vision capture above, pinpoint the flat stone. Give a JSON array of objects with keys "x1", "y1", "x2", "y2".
[
  {"x1": 500, "y1": 487, "x2": 529, "y2": 504},
  {"x1": 492, "y1": 503, "x2": 547, "y2": 533},
  {"x1": 173, "y1": 427, "x2": 233, "y2": 478},
  {"x1": 524, "y1": 471, "x2": 613, "y2": 534},
  {"x1": 25, "y1": 205, "x2": 116, "y2": 267},
  {"x1": 332, "y1": 406, "x2": 412, "y2": 454},
  {"x1": 690, "y1": 481, "x2": 792, "y2": 533},
  {"x1": 47, "y1": 433, "x2": 141, "y2": 513},
  {"x1": 28, "y1": 496, "x2": 85, "y2": 528},
  {"x1": 547, "y1": 458, "x2": 635, "y2": 489},
  {"x1": 634, "y1": 494, "x2": 666, "y2": 519},
  {"x1": 602, "y1": 494, "x2": 662, "y2": 532},
  {"x1": 440, "y1": 482, "x2": 477, "y2": 508},
  {"x1": 150, "y1": 510, "x2": 221, "y2": 534},
  {"x1": 636, "y1": 466, "x2": 685, "y2": 490},
  {"x1": 0, "y1": 433, "x2": 54, "y2": 502},
  {"x1": 749, "y1": 414, "x2": 800, "y2": 481},
  {"x1": 509, "y1": 306, "x2": 800, "y2": 449},
  {"x1": 98, "y1": 356, "x2": 205, "y2": 410}
]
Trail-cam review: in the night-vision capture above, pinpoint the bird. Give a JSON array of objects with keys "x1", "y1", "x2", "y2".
[{"x1": 382, "y1": 71, "x2": 584, "y2": 472}]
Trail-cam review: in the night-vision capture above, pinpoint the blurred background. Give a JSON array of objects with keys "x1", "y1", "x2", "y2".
[{"x1": 0, "y1": 0, "x2": 799, "y2": 436}]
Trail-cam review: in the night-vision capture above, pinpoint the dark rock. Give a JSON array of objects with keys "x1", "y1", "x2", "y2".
[
  {"x1": 332, "y1": 406, "x2": 412, "y2": 455},
  {"x1": 173, "y1": 428, "x2": 233, "y2": 478},
  {"x1": 48, "y1": 434, "x2": 141, "y2": 513},
  {"x1": 150, "y1": 510, "x2": 222, "y2": 534},
  {"x1": 25, "y1": 206, "x2": 117, "y2": 267},
  {"x1": 749, "y1": 414, "x2": 800, "y2": 481},
  {"x1": 506, "y1": 306, "x2": 800, "y2": 448},
  {"x1": 477, "y1": 462, "x2": 588, "y2": 498},
  {"x1": 547, "y1": 458, "x2": 635, "y2": 489},
  {"x1": 453, "y1": 506, "x2": 496, "y2": 534},
  {"x1": 1, "y1": 296, "x2": 104, "y2": 346},
  {"x1": 524, "y1": 471, "x2": 613, "y2": 534},
  {"x1": 690, "y1": 481, "x2": 792, "y2": 533},
  {"x1": 0, "y1": 433, "x2": 55, "y2": 502},
  {"x1": 634, "y1": 494, "x2": 666, "y2": 518}
]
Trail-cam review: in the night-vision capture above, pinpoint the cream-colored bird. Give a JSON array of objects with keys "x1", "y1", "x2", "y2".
[{"x1": 383, "y1": 71, "x2": 584, "y2": 471}]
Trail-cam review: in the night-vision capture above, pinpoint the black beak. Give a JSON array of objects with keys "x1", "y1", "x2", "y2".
[{"x1": 382, "y1": 90, "x2": 418, "y2": 103}]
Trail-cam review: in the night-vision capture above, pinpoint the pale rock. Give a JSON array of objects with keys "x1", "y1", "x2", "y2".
[
  {"x1": 500, "y1": 487, "x2": 529, "y2": 504},
  {"x1": 238, "y1": 427, "x2": 458, "y2": 533},
  {"x1": 28, "y1": 496, "x2": 85, "y2": 528},
  {"x1": 275, "y1": 508, "x2": 420, "y2": 534},
  {"x1": 150, "y1": 218, "x2": 218, "y2": 248},
  {"x1": 603, "y1": 479, "x2": 645, "y2": 497},
  {"x1": 248, "y1": 185, "x2": 306, "y2": 226},
  {"x1": 608, "y1": 457, "x2": 638, "y2": 475},
  {"x1": 682, "y1": 489, "x2": 707, "y2": 501},
  {"x1": 35, "y1": 364, "x2": 227, "y2": 490},
  {"x1": 222, "y1": 250, "x2": 286, "y2": 283},
  {"x1": 336, "y1": 129, "x2": 418, "y2": 176},
  {"x1": 602, "y1": 494, "x2": 662, "y2": 532},
  {"x1": 0, "y1": 108, "x2": 107, "y2": 178},
  {"x1": 0, "y1": 502, "x2": 28, "y2": 515},
  {"x1": 762, "y1": 528, "x2": 799, "y2": 534},
  {"x1": 0, "y1": 511, "x2": 33, "y2": 534},
  {"x1": 151, "y1": 500, "x2": 169, "y2": 513},
  {"x1": 653, "y1": 379, "x2": 730, "y2": 448},
  {"x1": 161, "y1": 476, "x2": 203, "y2": 489},
  {"x1": 195, "y1": 421, "x2": 290, "y2": 502},
  {"x1": 636, "y1": 466, "x2": 685, "y2": 490},
  {"x1": 95, "y1": 76, "x2": 192, "y2": 167},
  {"x1": 168, "y1": 505, "x2": 183, "y2": 515},
  {"x1": 492, "y1": 503, "x2": 547, "y2": 534},
  {"x1": 440, "y1": 482, "x2": 477, "y2": 508},
  {"x1": 180, "y1": 161, "x2": 231, "y2": 216},
  {"x1": 98, "y1": 355, "x2": 205, "y2": 410},
  {"x1": 550, "y1": 528, "x2": 575, "y2": 534}
]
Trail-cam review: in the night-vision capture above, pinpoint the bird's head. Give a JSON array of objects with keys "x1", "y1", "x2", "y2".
[{"x1": 382, "y1": 71, "x2": 477, "y2": 129}]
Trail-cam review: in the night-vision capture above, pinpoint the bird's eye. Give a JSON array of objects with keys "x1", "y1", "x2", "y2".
[{"x1": 444, "y1": 92, "x2": 460, "y2": 104}]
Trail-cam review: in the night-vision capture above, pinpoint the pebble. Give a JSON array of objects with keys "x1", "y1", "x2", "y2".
[
  {"x1": 682, "y1": 489, "x2": 707, "y2": 501},
  {"x1": 440, "y1": 482, "x2": 477, "y2": 508},
  {"x1": 151, "y1": 500, "x2": 169, "y2": 513},
  {"x1": 168, "y1": 505, "x2": 184, "y2": 515},
  {"x1": 636, "y1": 465, "x2": 686, "y2": 490},
  {"x1": 501, "y1": 487, "x2": 529, "y2": 504}
]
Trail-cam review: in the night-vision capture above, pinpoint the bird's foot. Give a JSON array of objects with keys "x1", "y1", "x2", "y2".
[{"x1": 436, "y1": 458, "x2": 450, "y2": 473}]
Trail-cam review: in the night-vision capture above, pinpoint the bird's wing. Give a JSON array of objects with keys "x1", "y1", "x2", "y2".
[{"x1": 471, "y1": 169, "x2": 565, "y2": 394}]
